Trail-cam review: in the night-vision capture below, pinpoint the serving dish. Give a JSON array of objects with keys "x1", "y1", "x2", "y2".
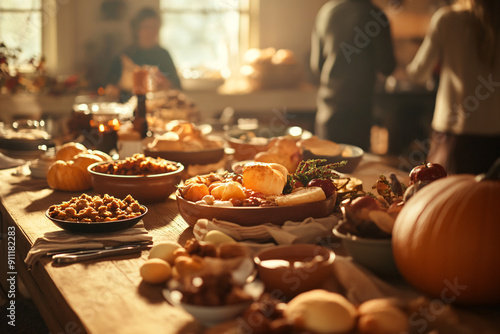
[
  {"x1": 88, "y1": 160, "x2": 184, "y2": 203},
  {"x1": 333, "y1": 225, "x2": 399, "y2": 277},
  {"x1": 45, "y1": 206, "x2": 147, "y2": 233},
  {"x1": 176, "y1": 190, "x2": 337, "y2": 226},
  {"x1": 144, "y1": 147, "x2": 225, "y2": 167},
  {"x1": 302, "y1": 144, "x2": 364, "y2": 174},
  {"x1": 254, "y1": 244, "x2": 336, "y2": 299},
  {"x1": 162, "y1": 280, "x2": 263, "y2": 327},
  {"x1": 225, "y1": 126, "x2": 312, "y2": 161}
]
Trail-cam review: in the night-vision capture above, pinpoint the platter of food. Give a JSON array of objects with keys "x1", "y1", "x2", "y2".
[
  {"x1": 45, "y1": 193, "x2": 147, "y2": 233},
  {"x1": 177, "y1": 191, "x2": 337, "y2": 226},
  {"x1": 176, "y1": 160, "x2": 344, "y2": 226},
  {"x1": 144, "y1": 121, "x2": 225, "y2": 168},
  {"x1": 88, "y1": 154, "x2": 184, "y2": 203}
]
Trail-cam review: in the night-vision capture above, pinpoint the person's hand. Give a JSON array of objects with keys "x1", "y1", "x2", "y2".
[{"x1": 150, "y1": 67, "x2": 172, "y2": 91}]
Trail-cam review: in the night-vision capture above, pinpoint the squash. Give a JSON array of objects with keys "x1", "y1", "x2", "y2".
[
  {"x1": 47, "y1": 153, "x2": 103, "y2": 191},
  {"x1": 392, "y1": 159, "x2": 500, "y2": 305},
  {"x1": 55, "y1": 142, "x2": 88, "y2": 161},
  {"x1": 47, "y1": 160, "x2": 91, "y2": 191}
]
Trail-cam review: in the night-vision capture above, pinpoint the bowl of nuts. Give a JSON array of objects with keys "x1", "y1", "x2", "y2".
[
  {"x1": 46, "y1": 193, "x2": 147, "y2": 233},
  {"x1": 88, "y1": 154, "x2": 184, "y2": 203}
]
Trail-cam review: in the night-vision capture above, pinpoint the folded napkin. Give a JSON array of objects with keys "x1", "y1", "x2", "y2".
[
  {"x1": 193, "y1": 215, "x2": 340, "y2": 246},
  {"x1": 25, "y1": 221, "x2": 152, "y2": 267},
  {"x1": 0, "y1": 152, "x2": 25, "y2": 169}
]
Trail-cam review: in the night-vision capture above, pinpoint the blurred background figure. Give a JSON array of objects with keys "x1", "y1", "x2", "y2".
[
  {"x1": 311, "y1": 0, "x2": 396, "y2": 152},
  {"x1": 105, "y1": 7, "x2": 182, "y2": 101},
  {"x1": 407, "y1": 0, "x2": 500, "y2": 174}
]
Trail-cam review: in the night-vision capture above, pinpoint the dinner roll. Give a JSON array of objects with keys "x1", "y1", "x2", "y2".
[
  {"x1": 242, "y1": 162, "x2": 287, "y2": 195},
  {"x1": 285, "y1": 289, "x2": 357, "y2": 334}
]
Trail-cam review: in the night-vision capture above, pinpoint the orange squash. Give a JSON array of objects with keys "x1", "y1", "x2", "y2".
[
  {"x1": 47, "y1": 160, "x2": 91, "y2": 191},
  {"x1": 47, "y1": 153, "x2": 103, "y2": 191},
  {"x1": 392, "y1": 160, "x2": 500, "y2": 305},
  {"x1": 55, "y1": 142, "x2": 88, "y2": 161}
]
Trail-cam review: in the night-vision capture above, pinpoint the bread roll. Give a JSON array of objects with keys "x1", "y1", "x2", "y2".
[
  {"x1": 242, "y1": 162, "x2": 287, "y2": 195},
  {"x1": 285, "y1": 289, "x2": 357, "y2": 334},
  {"x1": 357, "y1": 298, "x2": 409, "y2": 334}
]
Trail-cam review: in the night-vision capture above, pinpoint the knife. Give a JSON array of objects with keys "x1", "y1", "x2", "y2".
[
  {"x1": 47, "y1": 241, "x2": 152, "y2": 257},
  {"x1": 52, "y1": 244, "x2": 151, "y2": 265}
]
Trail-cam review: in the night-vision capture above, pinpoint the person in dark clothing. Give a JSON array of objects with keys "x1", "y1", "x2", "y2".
[
  {"x1": 105, "y1": 7, "x2": 181, "y2": 100},
  {"x1": 311, "y1": 0, "x2": 396, "y2": 151}
]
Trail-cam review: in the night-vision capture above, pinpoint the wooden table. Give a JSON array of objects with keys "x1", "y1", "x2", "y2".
[{"x1": 5, "y1": 154, "x2": 495, "y2": 334}]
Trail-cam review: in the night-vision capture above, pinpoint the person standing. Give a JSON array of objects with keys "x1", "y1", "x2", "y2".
[
  {"x1": 105, "y1": 7, "x2": 182, "y2": 101},
  {"x1": 407, "y1": 0, "x2": 500, "y2": 174},
  {"x1": 311, "y1": 0, "x2": 396, "y2": 152}
]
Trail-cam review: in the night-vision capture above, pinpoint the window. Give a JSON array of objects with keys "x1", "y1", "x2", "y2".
[
  {"x1": 0, "y1": 0, "x2": 42, "y2": 70},
  {"x1": 159, "y1": 0, "x2": 250, "y2": 79}
]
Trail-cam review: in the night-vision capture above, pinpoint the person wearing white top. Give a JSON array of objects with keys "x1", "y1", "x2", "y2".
[{"x1": 407, "y1": 0, "x2": 500, "y2": 174}]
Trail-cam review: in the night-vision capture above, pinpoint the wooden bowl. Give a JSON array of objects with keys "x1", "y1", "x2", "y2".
[
  {"x1": 254, "y1": 244, "x2": 336, "y2": 299},
  {"x1": 176, "y1": 191, "x2": 337, "y2": 226},
  {"x1": 88, "y1": 161, "x2": 184, "y2": 203}
]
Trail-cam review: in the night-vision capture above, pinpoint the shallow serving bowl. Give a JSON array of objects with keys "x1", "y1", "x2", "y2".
[
  {"x1": 225, "y1": 126, "x2": 312, "y2": 161},
  {"x1": 176, "y1": 190, "x2": 337, "y2": 226},
  {"x1": 45, "y1": 206, "x2": 147, "y2": 233},
  {"x1": 302, "y1": 144, "x2": 364, "y2": 173},
  {"x1": 332, "y1": 225, "x2": 399, "y2": 277},
  {"x1": 144, "y1": 147, "x2": 225, "y2": 168},
  {"x1": 88, "y1": 161, "x2": 184, "y2": 203},
  {"x1": 254, "y1": 244, "x2": 336, "y2": 299}
]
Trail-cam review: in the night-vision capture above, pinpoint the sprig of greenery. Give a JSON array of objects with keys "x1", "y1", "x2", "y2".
[{"x1": 284, "y1": 159, "x2": 347, "y2": 194}]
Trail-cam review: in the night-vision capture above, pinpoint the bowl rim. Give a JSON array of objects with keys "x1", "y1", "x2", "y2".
[
  {"x1": 87, "y1": 160, "x2": 185, "y2": 178},
  {"x1": 253, "y1": 243, "x2": 336, "y2": 267},
  {"x1": 302, "y1": 143, "x2": 364, "y2": 159},
  {"x1": 332, "y1": 225, "x2": 391, "y2": 244}
]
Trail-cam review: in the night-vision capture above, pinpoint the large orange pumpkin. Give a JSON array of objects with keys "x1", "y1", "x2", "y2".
[{"x1": 392, "y1": 163, "x2": 500, "y2": 305}]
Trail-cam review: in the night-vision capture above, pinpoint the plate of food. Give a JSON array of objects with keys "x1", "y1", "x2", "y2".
[
  {"x1": 176, "y1": 160, "x2": 343, "y2": 226},
  {"x1": 45, "y1": 193, "x2": 148, "y2": 233},
  {"x1": 144, "y1": 121, "x2": 225, "y2": 174}
]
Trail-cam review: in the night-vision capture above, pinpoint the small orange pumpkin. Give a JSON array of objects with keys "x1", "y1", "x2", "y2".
[
  {"x1": 55, "y1": 142, "x2": 88, "y2": 161},
  {"x1": 47, "y1": 153, "x2": 103, "y2": 191},
  {"x1": 392, "y1": 159, "x2": 500, "y2": 305},
  {"x1": 47, "y1": 160, "x2": 91, "y2": 191}
]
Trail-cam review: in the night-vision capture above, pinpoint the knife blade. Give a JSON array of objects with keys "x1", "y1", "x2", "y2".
[{"x1": 52, "y1": 244, "x2": 151, "y2": 265}]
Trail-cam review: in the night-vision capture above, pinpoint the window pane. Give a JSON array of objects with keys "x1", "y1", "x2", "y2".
[
  {"x1": 0, "y1": 12, "x2": 42, "y2": 64},
  {"x1": 160, "y1": 11, "x2": 241, "y2": 74},
  {"x1": 0, "y1": 0, "x2": 41, "y2": 10}
]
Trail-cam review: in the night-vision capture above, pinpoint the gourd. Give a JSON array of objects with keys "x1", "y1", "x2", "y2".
[
  {"x1": 47, "y1": 153, "x2": 102, "y2": 191},
  {"x1": 55, "y1": 142, "x2": 88, "y2": 161},
  {"x1": 392, "y1": 159, "x2": 500, "y2": 305}
]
